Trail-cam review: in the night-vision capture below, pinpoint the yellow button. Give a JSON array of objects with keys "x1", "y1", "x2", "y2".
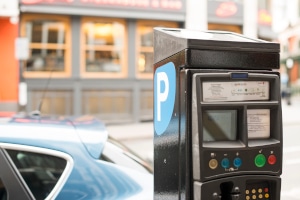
[
  {"x1": 258, "y1": 188, "x2": 262, "y2": 193},
  {"x1": 252, "y1": 189, "x2": 256, "y2": 194},
  {"x1": 265, "y1": 193, "x2": 270, "y2": 198},
  {"x1": 209, "y1": 159, "x2": 218, "y2": 169},
  {"x1": 258, "y1": 194, "x2": 263, "y2": 199},
  {"x1": 252, "y1": 194, "x2": 257, "y2": 199},
  {"x1": 246, "y1": 195, "x2": 250, "y2": 200},
  {"x1": 246, "y1": 190, "x2": 249, "y2": 194}
]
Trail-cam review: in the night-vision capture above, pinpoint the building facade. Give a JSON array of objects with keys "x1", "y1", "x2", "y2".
[
  {"x1": 18, "y1": 0, "x2": 184, "y2": 123},
  {"x1": 0, "y1": 1, "x2": 19, "y2": 116},
  {"x1": 0, "y1": 0, "x2": 273, "y2": 123}
]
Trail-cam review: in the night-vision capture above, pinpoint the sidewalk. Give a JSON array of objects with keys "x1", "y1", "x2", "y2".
[
  {"x1": 106, "y1": 122, "x2": 153, "y2": 141},
  {"x1": 282, "y1": 96, "x2": 300, "y2": 125},
  {"x1": 107, "y1": 97, "x2": 300, "y2": 141}
]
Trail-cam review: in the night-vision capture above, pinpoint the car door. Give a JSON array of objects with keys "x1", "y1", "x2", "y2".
[{"x1": 0, "y1": 148, "x2": 33, "y2": 200}]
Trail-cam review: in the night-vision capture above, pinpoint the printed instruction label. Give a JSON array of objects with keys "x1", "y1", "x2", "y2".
[
  {"x1": 247, "y1": 109, "x2": 270, "y2": 139},
  {"x1": 202, "y1": 81, "x2": 269, "y2": 102}
]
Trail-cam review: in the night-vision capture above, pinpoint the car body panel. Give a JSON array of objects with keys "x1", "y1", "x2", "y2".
[
  {"x1": 0, "y1": 116, "x2": 153, "y2": 200},
  {"x1": 3, "y1": 116, "x2": 108, "y2": 159}
]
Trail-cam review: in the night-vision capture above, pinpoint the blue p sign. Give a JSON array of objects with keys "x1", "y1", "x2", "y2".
[{"x1": 154, "y1": 62, "x2": 176, "y2": 135}]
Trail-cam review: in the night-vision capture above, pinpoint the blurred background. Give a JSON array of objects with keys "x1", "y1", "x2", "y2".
[
  {"x1": 1, "y1": 0, "x2": 298, "y2": 123},
  {"x1": 1, "y1": 1, "x2": 300, "y2": 199}
]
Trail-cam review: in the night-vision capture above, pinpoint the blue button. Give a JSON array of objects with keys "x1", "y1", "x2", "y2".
[
  {"x1": 233, "y1": 157, "x2": 242, "y2": 168},
  {"x1": 221, "y1": 158, "x2": 230, "y2": 168}
]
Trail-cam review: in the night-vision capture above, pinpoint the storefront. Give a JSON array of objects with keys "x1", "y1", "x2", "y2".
[
  {"x1": 19, "y1": 0, "x2": 184, "y2": 123},
  {"x1": 15, "y1": 0, "x2": 268, "y2": 123}
]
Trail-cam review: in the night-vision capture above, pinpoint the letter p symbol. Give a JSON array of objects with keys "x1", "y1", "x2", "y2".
[
  {"x1": 154, "y1": 62, "x2": 176, "y2": 135},
  {"x1": 157, "y1": 72, "x2": 169, "y2": 121}
]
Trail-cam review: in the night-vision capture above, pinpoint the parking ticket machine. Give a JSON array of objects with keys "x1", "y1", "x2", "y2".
[{"x1": 153, "y1": 28, "x2": 282, "y2": 200}]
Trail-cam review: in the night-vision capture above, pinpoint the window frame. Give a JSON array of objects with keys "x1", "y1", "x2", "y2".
[
  {"x1": 1, "y1": 143, "x2": 74, "y2": 200},
  {"x1": 0, "y1": 147, "x2": 32, "y2": 200},
  {"x1": 80, "y1": 17, "x2": 128, "y2": 78},
  {"x1": 136, "y1": 20, "x2": 179, "y2": 79},
  {"x1": 20, "y1": 14, "x2": 72, "y2": 78}
]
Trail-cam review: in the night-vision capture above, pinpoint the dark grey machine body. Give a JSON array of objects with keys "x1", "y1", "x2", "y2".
[{"x1": 153, "y1": 28, "x2": 282, "y2": 200}]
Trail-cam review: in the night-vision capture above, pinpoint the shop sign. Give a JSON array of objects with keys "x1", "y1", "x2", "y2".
[
  {"x1": 21, "y1": 0, "x2": 183, "y2": 11},
  {"x1": 215, "y1": 2, "x2": 237, "y2": 18},
  {"x1": 208, "y1": 0, "x2": 243, "y2": 25}
]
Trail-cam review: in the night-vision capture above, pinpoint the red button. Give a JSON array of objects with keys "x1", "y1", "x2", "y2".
[
  {"x1": 264, "y1": 187, "x2": 269, "y2": 193},
  {"x1": 268, "y1": 155, "x2": 277, "y2": 165}
]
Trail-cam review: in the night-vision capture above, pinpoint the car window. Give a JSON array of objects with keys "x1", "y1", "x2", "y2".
[
  {"x1": 100, "y1": 137, "x2": 153, "y2": 173},
  {"x1": 6, "y1": 150, "x2": 67, "y2": 200},
  {"x1": 0, "y1": 178, "x2": 7, "y2": 200}
]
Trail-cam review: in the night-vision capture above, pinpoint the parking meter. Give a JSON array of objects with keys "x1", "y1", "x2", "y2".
[{"x1": 153, "y1": 28, "x2": 282, "y2": 200}]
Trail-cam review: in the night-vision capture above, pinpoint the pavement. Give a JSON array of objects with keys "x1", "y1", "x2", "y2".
[
  {"x1": 281, "y1": 96, "x2": 300, "y2": 125},
  {"x1": 106, "y1": 121, "x2": 153, "y2": 164},
  {"x1": 107, "y1": 121, "x2": 153, "y2": 141}
]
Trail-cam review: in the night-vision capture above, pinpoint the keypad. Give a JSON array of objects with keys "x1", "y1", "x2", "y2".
[{"x1": 246, "y1": 181, "x2": 270, "y2": 200}]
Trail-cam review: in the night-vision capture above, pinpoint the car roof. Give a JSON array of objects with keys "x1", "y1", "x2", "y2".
[{"x1": 0, "y1": 115, "x2": 108, "y2": 159}]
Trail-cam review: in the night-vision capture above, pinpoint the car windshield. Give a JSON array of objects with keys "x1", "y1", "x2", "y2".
[{"x1": 100, "y1": 137, "x2": 153, "y2": 174}]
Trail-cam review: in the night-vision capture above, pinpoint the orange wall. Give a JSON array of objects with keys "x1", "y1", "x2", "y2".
[
  {"x1": 0, "y1": 18, "x2": 19, "y2": 102},
  {"x1": 291, "y1": 62, "x2": 298, "y2": 83}
]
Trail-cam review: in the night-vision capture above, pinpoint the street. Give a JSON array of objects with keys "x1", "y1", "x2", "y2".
[{"x1": 107, "y1": 97, "x2": 300, "y2": 199}]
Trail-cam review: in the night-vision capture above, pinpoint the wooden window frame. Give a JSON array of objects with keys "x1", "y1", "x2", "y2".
[
  {"x1": 80, "y1": 17, "x2": 128, "y2": 78},
  {"x1": 136, "y1": 20, "x2": 179, "y2": 79},
  {"x1": 20, "y1": 14, "x2": 71, "y2": 78}
]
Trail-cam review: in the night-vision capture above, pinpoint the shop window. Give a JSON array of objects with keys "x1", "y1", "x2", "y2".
[
  {"x1": 136, "y1": 21, "x2": 179, "y2": 79},
  {"x1": 81, "y1": 18, "x2": 127, "y2": 78},
  {"x1": 6, "y1": 149, "x2": 67, "y2": 200},
  {"x1": 82, "y1": 90, "x2": 132, "y2": 123},
  {"x1": 21, "y1": 15, "x2": 71, "y2": 78},
  {"x1": 30, "y1": 90, "x2": 73, "y2": 116}
]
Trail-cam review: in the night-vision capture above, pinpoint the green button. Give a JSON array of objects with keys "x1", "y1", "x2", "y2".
[{"x1": 255, "y1": 154, "x2": 266, "y2": 167}]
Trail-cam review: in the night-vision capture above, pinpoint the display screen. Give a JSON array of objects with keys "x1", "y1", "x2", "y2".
[
  {"x1": 203, "y1": 110, "x2": 237, "y2": 142},
  {"x1": 247, "y1": 109, "x2": 270, "y2": 139}
]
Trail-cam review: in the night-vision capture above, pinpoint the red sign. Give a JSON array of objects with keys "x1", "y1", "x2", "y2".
[{"x1": 215, "y1": 2, "x2": 237, "y2": 17}]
